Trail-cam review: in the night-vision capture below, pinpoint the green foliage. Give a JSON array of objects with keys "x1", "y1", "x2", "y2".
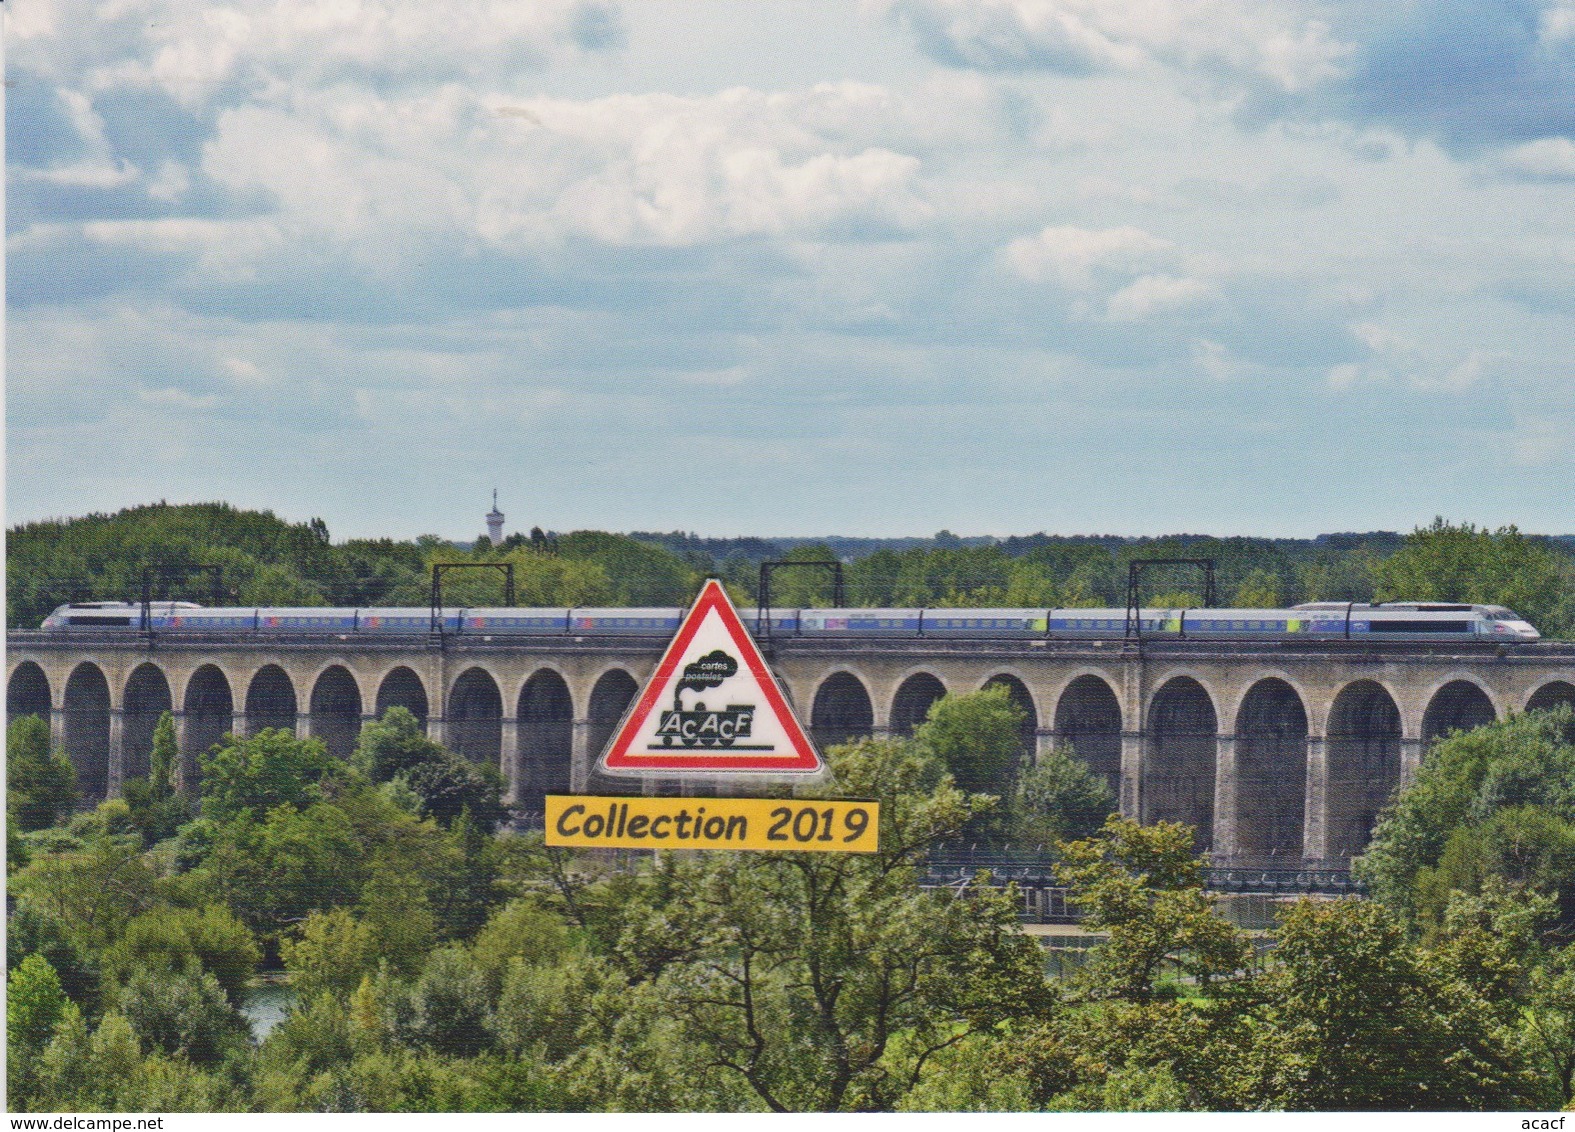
[
  {"x1": 1373, "y1": 517, "x2": 1575, "y2": 637},
  {"x1": 7, "y1": 904, "x2": 102, "y2": 1014},
  {"x1": 470, "y1": 899, "x2": 572, "y2": 992},
  {"x1": 1055, "y1": 817, "x2": 1248, "y2": 1005},
  {"x1": 912, "y1": 684, "x2": 1025, "y2": 800},
  {"x1": 354, "y1": 708, "x2": 506, "y2": 830},
  {"x1": 283, "y1": 910, "x2": 383, "y2": 1003},
  {"x1": 356, "y1": 707, "x2": 444, "y2": 782},
  {"x1": 1356, "y1": 708, "x2": 1575, "y2": 930},
  {"x1": 1010, "y1": 747, "x2": 1117, "y2": 846},
  {"x1": 200, "y1": 729, "x2": 349, "y2": 823},
  {"x1": 556, "y1": 531, "x2": 697, "y2": 605},
  {"x1": 199, "y1": 802, "x2": 366, "y2": 937},
  {"x1": 399, "y1": 947, "x2": 495, "y2": 1058},
  {"x1": 104, "y1": 904, "x2": 260, "y2": 1006},
  {"x1": 8, "y1": 954, "x2": 74, "y2": 1105},
  {"x1": 583, "y1": 736, "x2": 1056, "y2": 1112},
  {"x1": 11, "y1": 835, "x2": 158, "y2": 952},
  {"x1": 1235, "y1": 898, "x2": 1528, "y2": 1110},
  {"x1": 8, "y1": 715, "x2": 78, "y2": 831},
  {"x1": 122, "y1": 712, "x2": 190, "y2": 844},
  {"x1": 118, "y1": 968, "x2": 252, "y2": 1068}
]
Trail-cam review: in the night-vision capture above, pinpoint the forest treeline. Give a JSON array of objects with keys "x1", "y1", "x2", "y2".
[
  {"x1": 9, "y1": 688, "x2": 1575, "y2": 1112},
  {"x1": 8, "y1": 503, "x2": 1575, "y2": 637}
]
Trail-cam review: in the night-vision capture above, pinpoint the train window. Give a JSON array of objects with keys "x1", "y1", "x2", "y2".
[{"x1": 1370, "y1": 619, "x2": 1470, "y2": 633}]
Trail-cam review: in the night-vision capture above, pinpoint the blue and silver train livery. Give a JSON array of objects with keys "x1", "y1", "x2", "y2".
[{"x1": 38, "y1": 600, "x2": 1541, "y2": 642}]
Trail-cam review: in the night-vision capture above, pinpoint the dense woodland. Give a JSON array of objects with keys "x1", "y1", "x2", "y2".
[
  {"x1": 8, "y1": 503, "x2": 1575, "y2": 1111},
  {"x1": 8, "y1": 502, "x2": 1575, "y2": 638},
  {"x1": 8, "y1": 689, "x2": 1575, "y2": 1111}
]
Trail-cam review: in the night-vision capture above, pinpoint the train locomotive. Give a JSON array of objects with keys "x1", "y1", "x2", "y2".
[{"x1": 38, "y1": 600, "x2": 1542, "y2": 642}]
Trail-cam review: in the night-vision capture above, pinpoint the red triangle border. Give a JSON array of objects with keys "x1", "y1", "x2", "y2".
[{"x1": 599, "y1": 579, "x2": 823, "y2": 773}]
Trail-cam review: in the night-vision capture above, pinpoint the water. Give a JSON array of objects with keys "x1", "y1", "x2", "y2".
[{"x1": 241, "y1": 976, "x2": 295, "y2": 1040}]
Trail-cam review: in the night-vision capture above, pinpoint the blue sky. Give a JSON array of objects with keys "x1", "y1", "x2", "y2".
[{"x1": 7, "y1": 0, "x2": 1574, "y2": 540}]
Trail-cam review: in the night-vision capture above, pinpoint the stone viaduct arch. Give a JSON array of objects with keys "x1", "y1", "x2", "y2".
[
  {"x1": 63, "y1": 663, "x2": 112, "y2": 803},
  {"x1": 889, "y1": 671, "x2": 947, "y2": 737},
  {"x1": 447, "y1": 667, "x2": 503, "y2": 767},
  {"x1": 376, "y1": 666, "x2": 429, "y2": 725},
  {"x1": 246, "y1": 664, "x2": 298, "y2": 736},
  {"x1": 517, "y1": 668, "x2": 574, "y2": 812},
  {"x1": 982, "y1": 672, "x2": 1038, "y2": 763},
  {"x1": 1143, "y1": 676, "x2": 1217, "y2": 849},
  {"x1": 8, "y1": 635, "x2": 1571, "y2": 866},
  {"x1": 810, "y1": 671, "x2": 875, "y2": 750},
  {"x1": 122, "y1": 663, "x2": 173, "y2": 781},
  {"x1": 8, "y1": 661, "x2": 51, "y2": 727},
  {"x1": 1051, "y1": 673, "x2": 1124, "y2": 800}
]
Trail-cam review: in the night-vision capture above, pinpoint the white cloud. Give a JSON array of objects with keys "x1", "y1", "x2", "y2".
[
  {"x1": 22, "y1": 0, "x2": 622, "y2": 104},
  {"x1": 1107, "y1": 273, "x2": 1210, "y2": 319},
  {"x1": 1002, "y1": 224, "x2": 1173, "y2": 287},
  {"x1": 194, "y1": 84, "x2": 934, "y2": 253},
  {"x1": 1001, "y1": 223, "x2": 1212, "y2": 320},
  {"x1": 1496, "y1": 136, "x2": 1575, "y2": 181},
  {"x1": 882, "y1": 0, "x2": 1353, "y2": 91}
]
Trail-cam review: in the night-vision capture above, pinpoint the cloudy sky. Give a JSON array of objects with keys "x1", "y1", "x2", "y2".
[{"x1": 7, "y1": 0, "x2": 1574, "y2": 540}]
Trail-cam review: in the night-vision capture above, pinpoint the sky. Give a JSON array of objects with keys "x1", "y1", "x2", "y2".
[{"x1": 6, "y1": 0, "x2": 1574, "y2": 541}]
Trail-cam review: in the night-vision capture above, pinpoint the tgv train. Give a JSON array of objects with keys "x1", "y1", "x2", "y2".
[{"x1": 38, "y1": 600, "x2": 1542, "y2": 642}]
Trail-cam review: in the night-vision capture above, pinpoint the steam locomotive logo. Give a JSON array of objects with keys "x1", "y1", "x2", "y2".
[{"x1": 654, "y1": 649, "x2": 757, "y2": 749}]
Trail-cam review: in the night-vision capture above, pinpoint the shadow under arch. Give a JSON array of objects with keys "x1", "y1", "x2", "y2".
[
  {"x1": 1144, "y1": 676, "x2": 1216, "y2": 849},
  {"x1": 1053, "y1": 674, "x2": 1123, "y2": 801},
  {"x1": 889, "y1": 672, "x2": 947, "y2": 738},
  {"x1": 517, "y1": 668, "x2": 574, "y2": 811},
  {"x1": 1233, "y1": 678, "x2": 1307, "y2": 863},
  {"x1": 64, "y1": 662, "x2": 112, "y2": 804},
  {"x1": 376, "y1": 666, "x2": 429, "y2": 727},
  {"x1": 811, "y1": 672, "x2": 874, "y2": 751},
  {"x1": 123, "y1": 663, "x2": 174, "y2": 780},
  {"x1": 586, "y1": 669, "x2": 640, "y2": 790},
  {"x1": 246, "y1": 665, "x2": 298, "y2": 736},
  {"x1": 8, "y1": 662, "x2": 51, "y2": 727},
  {"x1": 1422, "y1": 680, "x2": 1496, "y2": 745},
  {"x1": 309, "y1": 666, "x2": 363, "y2": 759},
  {"x1": 448, "y1": 667, "x2": 503, "y2": 766},
  {"x1": 1326, "y1": 680, "x2": 1401, "y2": 860},
  {"x1": 182, "y1": 665, "x2": 234, "y2": 787}
]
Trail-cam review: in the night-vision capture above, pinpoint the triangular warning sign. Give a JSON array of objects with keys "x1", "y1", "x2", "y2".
[{"x1": 599, "y1": 578, "x2": 823, "y2": 775}]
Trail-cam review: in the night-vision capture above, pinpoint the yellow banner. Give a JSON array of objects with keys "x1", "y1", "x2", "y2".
[{"x1": 544, "y1": 795, "x2": 880, "y2": 853}]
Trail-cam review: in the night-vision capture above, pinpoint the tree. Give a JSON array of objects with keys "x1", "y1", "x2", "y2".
[
  {"x1": 588, "y1": 736, "x2": 1055, "y2": 1111},
  {"x1": 354, "y1": 708, "x2": 506, "y2": 830},
  {"x1": 1054, "y1": 816, "x2": 1248, "y2": 1005},
  {"x1": 118, "y1": 968, "x2": 252, "y2": 1068},
  {"x1": 200, "y1": 729, "x2": 349, "y2": 823},
  {"x1": 1356, "y1": 708, "x2": 1575, "y2": 931},
  {"x1": 1235, "y1": 898, "x2": 1528, "y2": 1110},
  {"x1": 1373, "y1": 517, "x2": 1575, "y2": 638},
  {"x1": 355, "y1": 706, "x2": 443, "y2": 783},
  {"x1": 122, "y1": 711, "x2": 189, "y2": 844},
  {"x1": 1009, "y1": 747, "x2": 1116, "y2": 846},
  {"x1": 281, "y1": 908, "x2": 382, "y2": 1002},
  {"x1": 199, "y1": 802, "x2": 365, "y2": 936},
  {"x1": 104, "y1": 904, "x2": 260, "y2": 1006},
  {"x1": 8, "y1": 954, "x2": 74, "y2": 1107},
  {"x1": 912, "y1": 685, "x2": 1025, "y2": 802},
  {"x1": 8, "y1": 715, "x2": 77, "y2": 831},
  {"x1": 10, "y1": 836, "x2": 158, "y2": 953},
  {"x1": 7, "y1": 904, "x2": 102, "y2": 1014}
]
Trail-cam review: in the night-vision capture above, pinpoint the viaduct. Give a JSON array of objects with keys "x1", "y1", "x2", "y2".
[{"x1": 7, "y1": 630, "x2": 1574, "y2": 868}]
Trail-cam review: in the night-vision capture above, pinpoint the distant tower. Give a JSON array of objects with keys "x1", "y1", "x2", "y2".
[{"x1": 486, "y1": 489, "x2": 505, "y2": 547}]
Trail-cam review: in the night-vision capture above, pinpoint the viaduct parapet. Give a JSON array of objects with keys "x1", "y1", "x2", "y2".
[{"x1": 8, "y1": 631, "x2": 1574, "y2": 868}]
